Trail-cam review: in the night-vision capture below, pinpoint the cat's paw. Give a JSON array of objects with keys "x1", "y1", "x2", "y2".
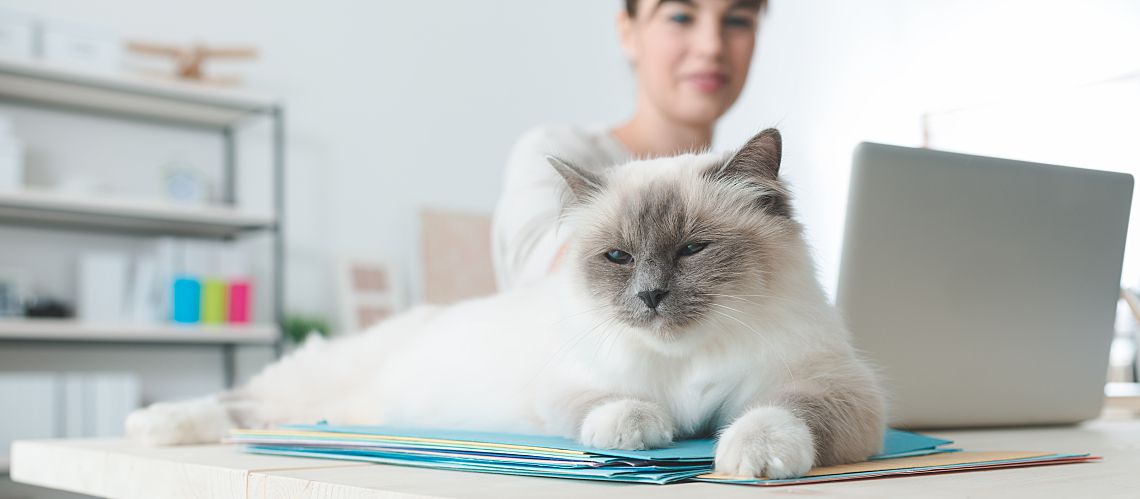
[
  {"x1": 714, "y1": 406, "x2": 815, "y2": 479},
  {"x1": 578, "y1": 399, "x2": 673, "y2": 450},
  {"x1": 125, "y1": 398, "x2": 233, "y2": 446}
]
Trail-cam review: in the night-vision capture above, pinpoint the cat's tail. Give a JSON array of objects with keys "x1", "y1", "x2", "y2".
[
  {"x1": 124, "y1": 306, "x2": 441, "y2": 445},
  {"x1": 123, "y1": 334, "x2": 337, "y2": 445},
  {"x1": 124, "y1": 395, "x2": 238, "y2": 445}
]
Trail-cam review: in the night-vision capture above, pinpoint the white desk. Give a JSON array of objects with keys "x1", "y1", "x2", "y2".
[{"x1": 11, "y1": 419, "x2": 1140, "y2": 498}]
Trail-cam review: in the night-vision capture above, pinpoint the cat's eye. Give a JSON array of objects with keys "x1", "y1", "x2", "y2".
[
  {"x1": 678, "y1": 242, "x2": 708, "y2": 257},
  {"x1": 604, "y1": 249, "x2": 633, "y2": 264}
]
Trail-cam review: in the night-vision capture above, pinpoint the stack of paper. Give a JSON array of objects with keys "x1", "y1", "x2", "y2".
[
  {"x1": 229, "y1": 424, "x2": 717, "y2": 484},
  {"x1": 227, "y1": 424, "x2": 1096, "y2": 486}
]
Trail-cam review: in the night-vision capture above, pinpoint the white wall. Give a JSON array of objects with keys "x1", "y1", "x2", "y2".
[
  {"x1": 719, "y1": 0, "x2": 1140, "y2": 293},
  {"x1": 3, "y1": 0, "x2": 1138, "y2": 327}
]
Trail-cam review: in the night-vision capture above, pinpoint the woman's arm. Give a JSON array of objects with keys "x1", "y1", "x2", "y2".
[{"x1": 491, "y1": 127, "x2": 574, "y2": 291}]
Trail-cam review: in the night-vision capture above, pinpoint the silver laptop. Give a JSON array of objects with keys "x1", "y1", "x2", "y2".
[{"x1": 837, "y1": 143, "x2": 1133, "y2": 428}]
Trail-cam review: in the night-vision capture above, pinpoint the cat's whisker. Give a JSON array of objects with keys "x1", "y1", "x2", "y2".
[
  {"x1": 551, "y1": 304, "x2": 609, "y2": 324},
  {"x1": 729, "y1": 291, "x2": 793, "y2": 304},
  {"x1": 583, "y1": 316, "x2": 614, "y2": 361},
  {"x1": 594, "y1": 318, "x2": 624, "y2": 368},
  {"x1": 711, "y1": 291, "x2": 774, "y2": 298},
  {"x1": 532, "y1": 314, "x2": 616, "y2": 384},
  {"x1": 704, "y1": 292, "x2": 786, "y2": 307},
  {"x1": 710, "y1": 288, "x2": 800, "y2": 307},
  {"x1": 709, "y1": 301, "x2": 809, "y2": 343},
  {"x1": 708, "y1": 308, "x2": 796, "y2": 381},
  {"x1": 703, "y1": 293, "x2": 764, "y2": 308},
  {"x1": 708, "y1": 302, "x2": 752, "y2": 317},
  {"x1": 561, "y1": 316, "x2": 615, "y2": 362}
]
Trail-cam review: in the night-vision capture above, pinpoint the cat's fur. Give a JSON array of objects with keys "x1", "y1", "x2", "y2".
[{"x1": 125, "y1": 129, "x2": 886, "y2": 479}]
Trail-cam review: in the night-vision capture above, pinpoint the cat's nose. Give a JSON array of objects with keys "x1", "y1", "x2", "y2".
[{"x1": 637, "y1": 289, "x2": 669, "y2": 310}]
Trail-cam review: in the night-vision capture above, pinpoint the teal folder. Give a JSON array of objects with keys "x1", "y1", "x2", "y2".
[{"x1": 228, "y1": 424, "x2": 957, "y2": 484}]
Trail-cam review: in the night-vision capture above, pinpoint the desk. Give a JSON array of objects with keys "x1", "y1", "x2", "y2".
[{"x1": 11, "y1": 419, "x2": 1140, "y2": 498}]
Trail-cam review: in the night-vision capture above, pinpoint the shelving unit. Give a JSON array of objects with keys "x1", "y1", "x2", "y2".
[
  {"x1": 0, "y1": 319, "x2": 277, "y2": 344},
  {"x1": 0, "y1": 189, "x2": 275, "y2": 237},
  {"x1": 0, "y1": 57, "x2": 276, "y2": 127},
  {"x1": 0, "y1": 55, "x2": 286, "y2": 385}
]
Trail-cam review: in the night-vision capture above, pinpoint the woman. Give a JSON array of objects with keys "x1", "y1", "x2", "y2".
[{"x1": 492, "y1": 0, "x2": 767, "y2": 290}]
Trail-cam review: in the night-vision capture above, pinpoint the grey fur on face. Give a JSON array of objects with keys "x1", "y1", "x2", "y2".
[{"x1": 556, "y1": 129, "x2": 798, "y2": 335}]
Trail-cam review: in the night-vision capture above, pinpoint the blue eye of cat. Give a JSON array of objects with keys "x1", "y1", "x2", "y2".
[
  {"x1": 678, "y1": 242, "x2": 708, "y2": 256},
  {"x1": 604, "y1": 249, "x2": 633, "y2": 264},
  {"x1": 669, "y1": 13, "x2": 694, "y2": 25}
]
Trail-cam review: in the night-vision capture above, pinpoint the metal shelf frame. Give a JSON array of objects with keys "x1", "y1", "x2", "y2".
[{"x1": 0, "y1": 57, "x2": 286, "y2": 387}]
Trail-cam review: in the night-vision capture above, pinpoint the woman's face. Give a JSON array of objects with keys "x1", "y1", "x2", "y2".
[{"x1": 620, "y1": 0, "x2": 760, "y2": 127}]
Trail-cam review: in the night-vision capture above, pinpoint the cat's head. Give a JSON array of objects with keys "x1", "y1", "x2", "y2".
[{"x1": 552, "y1": 129, "x2": 810, "y2": 354}]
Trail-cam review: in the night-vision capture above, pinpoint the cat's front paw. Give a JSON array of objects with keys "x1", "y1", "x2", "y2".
[
  {"x1": 578, "y1": 399, "x2": 673, "y2": 450},
  {"x1": 714, "y1": 406, "x2": 815, "y2": 479},
  {"x1": 125, "y1": 398, "x2": 232, "y2": 446}
]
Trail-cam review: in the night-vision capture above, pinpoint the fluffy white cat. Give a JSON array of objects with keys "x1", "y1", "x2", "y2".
[{"x1": 126, "y1": 129, "x2": 885, "y2": 479}]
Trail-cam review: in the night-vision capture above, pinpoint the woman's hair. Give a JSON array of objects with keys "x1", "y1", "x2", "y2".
[{"x1": 624, "y1": 0, "x2": 768, "y2": 17}]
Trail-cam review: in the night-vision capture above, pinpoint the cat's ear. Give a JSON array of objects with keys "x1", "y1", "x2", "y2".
[
  {"x1": 707, "y1": 129, "x2": 791, "y2": 217},
  {"x1": 720, "y1": 128, "x2": 782, "y2": 181},
  {"x1": 547, "y1": 155, "x2": 602, "y2": 203}
]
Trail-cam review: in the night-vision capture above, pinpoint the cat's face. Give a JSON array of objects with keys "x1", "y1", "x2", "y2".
[{"x1": 553, "y1": 129, "x2": 800, "y2": 351}]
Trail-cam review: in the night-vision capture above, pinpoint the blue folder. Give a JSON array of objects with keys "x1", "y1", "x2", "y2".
[{"x1": 230, "y1": 423, "x2": 956, "y2": 484}]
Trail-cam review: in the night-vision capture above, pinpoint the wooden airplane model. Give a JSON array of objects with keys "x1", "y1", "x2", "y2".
[{"x1": 126, "y1": 41, "x2": 258, "y2": 86}]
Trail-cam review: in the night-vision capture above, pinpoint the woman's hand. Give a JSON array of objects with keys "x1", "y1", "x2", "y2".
[{"x1": 548, "y1": 242, "x2": 570, "y2": 273}]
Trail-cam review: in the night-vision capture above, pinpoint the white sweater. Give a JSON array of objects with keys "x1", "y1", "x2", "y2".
[{"x1": 491, "y1": 125, "x2": 630, "y2": 291}]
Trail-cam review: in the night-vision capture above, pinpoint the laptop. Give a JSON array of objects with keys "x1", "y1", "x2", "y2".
[{"x1": 836, "y1": 143, "x2": 1134, "y2": 428}]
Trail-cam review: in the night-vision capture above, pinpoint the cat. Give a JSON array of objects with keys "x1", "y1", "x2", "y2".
[{"x1": 125, "y1": 128, "x2": 886, "y2": 479}]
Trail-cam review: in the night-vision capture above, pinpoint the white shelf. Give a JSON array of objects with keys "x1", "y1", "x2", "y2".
[
  {"x1": 0, "y1": 56, "x2": 278, "y2": 127},
  {"x1": 0, "y1": 319, "x2": 278, "y2": 345},
  {"x1": 1106, "y1": 382, "x2": 1140, "y2": 412},
  {"x1": 0, "y1": 189, "x2": 275, "y2": 237}
]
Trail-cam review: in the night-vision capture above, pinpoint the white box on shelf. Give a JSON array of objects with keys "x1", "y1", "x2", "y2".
[
  {"x1": 0, "y1": 371, "x2": 140, "y2": 465},
  {"x1": 0, "y1": 9, "x2": 38, "y2": 60},
  {"x1": 89, "y1": 372, "x2": 140, "y2": 436},
  {"x1": 58, "y1": 372, "x2": 141, "y2": 437},
  {"x1": 41, "y1": 20, "x2": 120, "y2": 73},
  {"x1": 0, "y1": 114, "x2": 24, "y2": 191},
  {"x1": 77, "y1": 252, "x2": 129, "y2": 323},
  {"x1": 0, "y1": 373, "x2": 56, "y2": 464},
  {"x1": 59, "y1": 373, "x2": 84, "y2": 437},
  {"x1": 126, "y1": 256, "x2": 160, "y2": 324}
]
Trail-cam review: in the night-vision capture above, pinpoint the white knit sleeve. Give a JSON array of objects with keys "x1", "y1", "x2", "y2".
[{"x1": 491, "y1": 127, "x2": 573, "y2": 291}]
